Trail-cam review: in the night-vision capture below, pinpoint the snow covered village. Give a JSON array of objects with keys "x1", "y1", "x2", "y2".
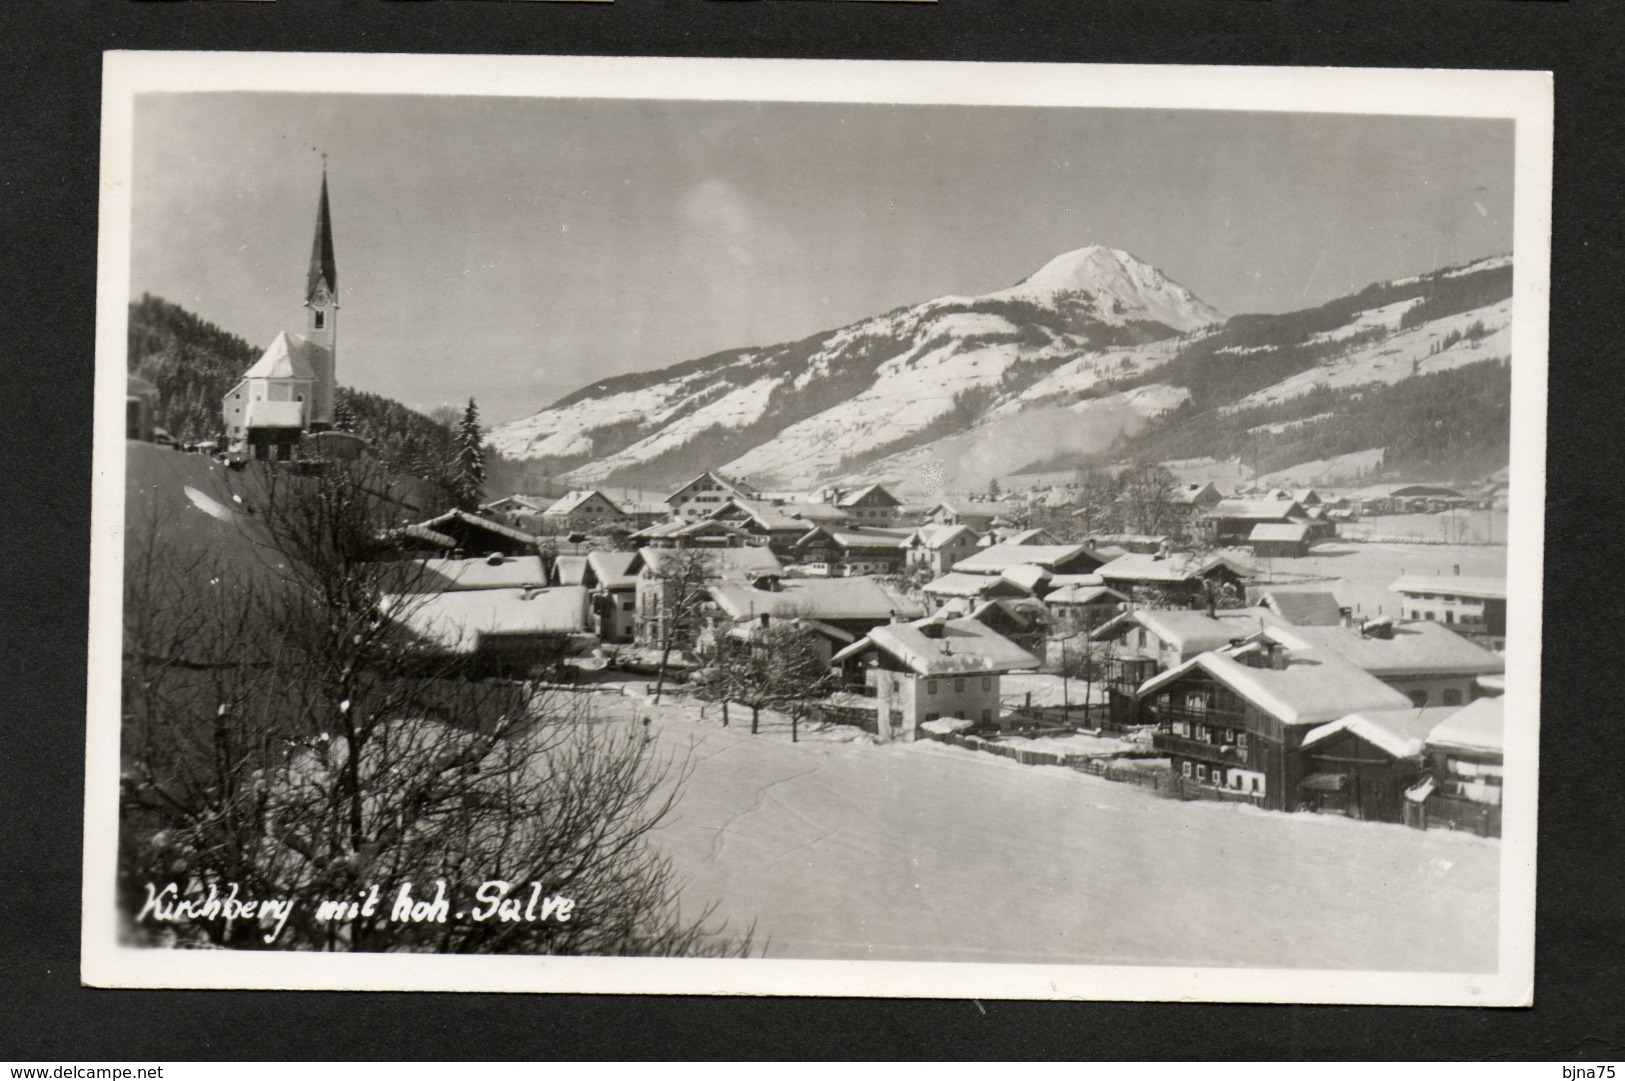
[{"x1": 114, "y1": 90, "x2": 1523, "y2": 974}]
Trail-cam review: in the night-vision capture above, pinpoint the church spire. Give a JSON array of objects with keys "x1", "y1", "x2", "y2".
[{"x1": 306, "y1": 167, "x2": 337, "y2": 302}]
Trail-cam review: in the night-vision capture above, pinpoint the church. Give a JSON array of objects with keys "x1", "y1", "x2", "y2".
[{"x1": 221, "y1": 172, "x2": 342, "y2": 461}]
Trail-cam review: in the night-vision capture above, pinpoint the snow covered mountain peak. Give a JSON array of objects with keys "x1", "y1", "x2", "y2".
[{"x1": 987, "y1": 244, "x2": 1223, "y2": 332}]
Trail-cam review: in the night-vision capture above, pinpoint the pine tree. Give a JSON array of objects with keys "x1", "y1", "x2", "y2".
[
  {"x1": 333, "y1": 394, "x2": 358, "y2": 433},
  {"x1": 451, "y1": 398, "x2": 486, "y2": 511}
]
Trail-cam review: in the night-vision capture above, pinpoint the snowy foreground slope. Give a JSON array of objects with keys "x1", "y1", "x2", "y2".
[{"x1": 609, "y1": 694, "x2": 1498, "y2": 971}]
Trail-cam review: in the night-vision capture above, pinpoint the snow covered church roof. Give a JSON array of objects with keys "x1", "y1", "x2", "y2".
[{"x1": 240, "y1": 331, "x2": 320, "y2": 382}]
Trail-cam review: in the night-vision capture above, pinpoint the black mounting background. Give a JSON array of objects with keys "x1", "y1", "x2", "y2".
[{"x1": 1, "y1": 0, "x2": 1620, "y2": 1061}]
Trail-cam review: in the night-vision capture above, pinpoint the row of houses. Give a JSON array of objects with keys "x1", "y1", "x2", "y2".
[{"x1": 384, "y1": 476, "x2": 1507, "y2": 835}]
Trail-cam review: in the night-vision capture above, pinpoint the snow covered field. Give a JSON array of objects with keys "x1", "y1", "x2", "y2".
[
  {"x1": 1248, "y1": 540, "x2": 1506, "y2": 621},
  {"x1": 591, "y1": 691, "x2": 1500, "y2": 972}
]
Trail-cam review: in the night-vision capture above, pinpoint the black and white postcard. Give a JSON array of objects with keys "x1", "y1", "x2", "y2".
[{"x1": 85, "y1": 52, "x2": 1550, "y2": 1004}]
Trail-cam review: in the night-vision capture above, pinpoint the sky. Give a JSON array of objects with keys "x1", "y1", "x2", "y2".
[{"x1": 129, "y1": 93, "x2": 1514, "y2": 424}]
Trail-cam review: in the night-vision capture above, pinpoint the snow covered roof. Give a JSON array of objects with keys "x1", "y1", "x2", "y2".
[
  {"x1": 725, "y1": 615, "x2": 855, "y2": 646},
  {"x1": 243, "y1": 399, "x2": 307, "y2": 430},
  {"x1": 386, "y1": 586, "x2": 592, "y2": 653},
  {"x1": 666, "y1": 471, "x2": 759, "y2": 504},
  {"x1": 1260, "y1": 589, "x2": 1344, "y2": 626},
  {"x1": 997, "y1": 564, "x2": 1052, "y2": 593},
  {"x1": 1045, "y1": 583, "x2": 1128, "y2": 607},
  {"x1": 835, "y1": 483, "x2": 901, "y2": 508},
  {"x1": 481, "y1": 495, "x2": 548, "y2": 514},
  {"x1": 779, "y1": 501, "x2": 849, "y2": 522},
  {"x1": 922, "y1": 572, "x2": 1029, "y2": 598},
  {"x1": 241, "y1": 331, "x2": 320, "y2": 382},
  {"x1": 415, "y1": 509, "x2": 540, "y2": 548},
  {"x1": 905, "y1": 524, "x2": 978, "y2": 550},
  {"x1": 1389, "y1": 575, "x2": 1507, "y2": 601},
  {"x1": 1003, "y1": 527, "x2": 1058, "y2": 545},
  {"x1": 797, "y1": 525, "x2": 914, "y2": 550},
  {"x1": 710, "y1": 498, "x2": 809, "y2": 532},
  {"x1": 1095, "y1": 551, "x2": 1254, "y2": 584},
  {"x1": 952, "y1": 543, "x2": 1104, "y2": 575},
  {"x1": 1301, "y1": 706, "x2": 1460, "y2": 760},
  {"x1": 1209, "y1": 498, "x2": 1305, "y2": 521},
  {"x1": 708, "y1": 576, "x2": 923, "y2": 622},
  {"x1": 390, "y1": 523, "x2": 456, "y2": 549},
  {"x1": 1046, "y1": 573, "x2": 1105, "y2": 588},
  {"x1": 554, "y1": 555, "x2": 588, "y2": 586},
  {"x1": 1249, "y1": 522, "x2": 1311, "y2": 543},
  {"x1": 1140, "y1": 645, "x2": 1411, "y2": 726},
  {"x1": 585, "y1": 550, "x2": 639, "y2": 589},
  {"x1": 969, "y1": 597, "x2": 1052, "y2": 629},
  {"x1": 413, "y1": 555, "x2": 550, "y2": 592},
  {"x1": 544, "y1": 489, "x2": 622, "y2": 517},
  {"x1": 835, "y1": 616, "x2": 1040, "y2": 676},
  {"x1": 1170, "y1": 482, "x2": 1220, "y2": 505},
  {"x1": 1425, "y1": 696, "x2": 1504, "y2": 755},
  {"x1": 932, "y1": 500, "x2": 1018, "y2": 519},
  {"x1": 1117, "y1": 607, "x2": 1279, "y2": 654},
  {"x1": 635, "y1": 545, "x2": 782, "y2": 580},
  {"x1": 1268, "y1": 622, "x2": 1504, "y2": 678}
]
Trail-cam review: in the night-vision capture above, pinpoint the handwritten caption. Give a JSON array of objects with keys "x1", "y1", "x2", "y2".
[{"x1": 136, "y1": 879, "x2": 576, "y2": 944}]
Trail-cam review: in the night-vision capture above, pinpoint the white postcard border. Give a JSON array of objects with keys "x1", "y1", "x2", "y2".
[{"x1": 84, "y1": 51, "x2": 1551, "y2": 1004}]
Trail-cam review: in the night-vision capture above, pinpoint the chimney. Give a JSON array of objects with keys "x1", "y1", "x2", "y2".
[{"x1": 759, "y1": 612, "x2": 771, "y2": 630}]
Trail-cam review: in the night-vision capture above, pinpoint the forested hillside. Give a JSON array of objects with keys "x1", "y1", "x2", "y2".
[
  {"x1": 1104, "y1": 359, "x2": 1512, "y2": 481},
  {"x1": 127, "y1": 295, "x2": 461, "y2": 497}
]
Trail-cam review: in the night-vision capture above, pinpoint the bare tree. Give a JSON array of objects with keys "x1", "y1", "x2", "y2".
[
  {"x1": 119, "y1": 459, "x2": 749, "y2": 956},
  {"x1": 717, "y1": 618, "x2": 839, "y2": 739},
  {"x1": 1050, "y1": 629, "x2": 1115, "y2": 729},
  {"x1": 644, "y1": 547, "x2": 716, "y2": 705},
  {"x1": 1115, "y1": 462, "x2": 1180, "y2": 537}
]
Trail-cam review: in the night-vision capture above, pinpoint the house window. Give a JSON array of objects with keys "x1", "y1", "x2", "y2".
[
  {"x1": 1181, "y1": 761, "x2": 1193, "y2": 779},
  {"x1": 1196, "y1": 725, "x2": 1209, "y2": 742},
  {"x1": 314, "y1": 310, "x2": 325, "y2": 329},
  {"x1": 982, "y1": 677, "x2": 991, "y2": 691},
  {"x1": 954, "y1": 678, "x2": 964, "y2": 693},
  {"x1": 1222, "y1": 728, "x2": 1235, "y2": 744},
  {"x1": 1174, "y1": 720, "x2": 1189, "y2": 738},
  {"x1": 1445, "y1": 611, "x2": 1455, "y2": 624},
  {"x1": 1409, "y1": 690, "x2": 1429, "y2": 709},
  {"x1": 927, "y1": 680, "x2": 938, "y2": 695},
  {"x1": 1443, "y1": 688, "x2": 1463, "y2": 706},
  {"x1": 1196, "y1": 764, "x2": 1207, "y2": 781},
  {"x1": 925, "y1": 712, "x2": 940, "y2": 723},
  {"x1": 1237, "y1": 732, "x2": 1249, "y2": 751},
  {"x1": 1211, "y1": 768, "x2": 1224, "y2": 787}
]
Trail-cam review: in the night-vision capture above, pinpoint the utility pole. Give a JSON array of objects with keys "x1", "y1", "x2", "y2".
[{"x1": 1060, "y1": 634, "x2": 1070, "y2": 728}]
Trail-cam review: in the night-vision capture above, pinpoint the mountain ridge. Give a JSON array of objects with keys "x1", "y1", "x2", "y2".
[{"x1": 488, "y1": 245, "x2": 1223, "y2": 488}]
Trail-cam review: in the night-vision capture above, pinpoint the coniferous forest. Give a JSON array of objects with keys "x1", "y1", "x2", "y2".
[{"x1": 127, "y1": 294, "x2": 464, "y2": 491}]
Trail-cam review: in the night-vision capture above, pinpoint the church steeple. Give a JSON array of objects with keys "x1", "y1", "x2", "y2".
[
  {"x1": 306, "y1": 168, "x2": 337, "y2": 303},
  {"x1": 302, "y1": 167, "x2": 338, "y2": 430}
]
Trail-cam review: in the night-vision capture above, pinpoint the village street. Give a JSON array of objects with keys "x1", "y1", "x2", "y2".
[{"x1": 578, "y1": 688, "x2": 1501, "y2": 972}]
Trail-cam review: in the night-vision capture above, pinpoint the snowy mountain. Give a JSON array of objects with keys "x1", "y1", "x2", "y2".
[
  {"x1": 487, "y1": 245, "x2": 1219, "y2": 490},
  {"x1": 487, "y1": 247, "x2": 1512, "y2": 493}
]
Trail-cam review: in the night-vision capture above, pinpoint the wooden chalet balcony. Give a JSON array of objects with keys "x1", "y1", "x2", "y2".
[
  {"x1": 1152, "y1": 731, "x2": 1247, "y2": 762},
  {"x1": 1150, "y1": 702, "x2": 1247, "y2": 730}
]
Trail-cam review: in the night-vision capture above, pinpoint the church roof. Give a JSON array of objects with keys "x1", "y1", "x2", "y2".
[
  {"x1": 308, "y1": 171, "x2": 337, "y2": 297},
  {"x1": 241, "y1": 331, "x2": 319, "y2": 382}
]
